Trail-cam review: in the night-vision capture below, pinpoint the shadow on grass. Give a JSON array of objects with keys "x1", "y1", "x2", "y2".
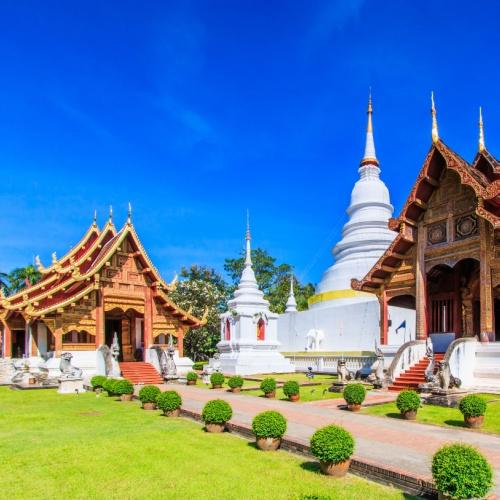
[
  {"x1": 443, "y1": 419, "x2": 467, "y2": 428},
  {"x1": 246, "y1": 441, "x2": 258, "y2": 450},
  {"x1": 384, "y1": 412, "x2": 403, "y2": 419},
  {"x1": 300, "y1": 461, "x2": 321, "y2": 474}
]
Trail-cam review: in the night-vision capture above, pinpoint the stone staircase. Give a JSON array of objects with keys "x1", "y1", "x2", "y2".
[
  {"x1": 119, "y1": 362, "x2": 163, "y2": 385},
  {"x1": 388, "y1": 353, "x2": 444, "y2": 392},
  {"x1": 0, "y1": 358, "x2": 15, "y2": 384}
]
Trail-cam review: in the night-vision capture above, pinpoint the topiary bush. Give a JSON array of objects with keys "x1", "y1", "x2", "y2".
[
  {"x1": 228, "y1": 376, "x2": 244, "y2": 389},
  {"x1": 102, "y1": 378, "x2": 119, "y2": 395},
  {"x1": 157, "y1": 391, "x2": 182, "y2": 412},
  {"x1": 310, "y1": 425, "x2": 355, "y2": 464},
  {"x1": 260, "y1": 378, "x2": 277, "y2": 394},
  {"x1": 343, "y1": 383, "x2": 366, "y2": 405},
  {"x1": 396, "y1": 390, "x2": 421, "y2": 413},
  {"x1": 202, "y1": 399, "x2": 233, "y2": 424},
  {"x1": 114, "y1": 379, "x2": 134, "y2": 395},
  {"x1": 252, "y1": 411, "x2": 287, "y2": 439},
  {"x1": 138, "y1": 385, "x2": 161, "y2": 404},
  {"x1": 459, "y1": 394, "x2": 487, "y2": 418},
  {"x1": 432, "y1": 443, "x2": 493, "y2": 499},
  {"x1": 186, "y1": 371, "x2": 198, "y2": 382},
  {"x1": 90, "y1": 375, "x2": 107, "y2": 389},
  {"x1": 192, "y1": 361, "x2": 205, "y2": 371},
  {"x1": 210, "y1": 372, "x2": 225, "y2": 387},
  {"x1": 283, "y1": 380, "x2": 300, "y2": 397}
]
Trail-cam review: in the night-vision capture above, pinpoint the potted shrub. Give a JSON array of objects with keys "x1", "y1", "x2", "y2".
[
  {"x1": 157, "y1": 390, "x2": 182, "y2": 417},
  {"x1": 102, "y1": 378, "x2": 119, "y2": 397},
  {"x1": 459, "y1": 394, "x2": 487, "y2": 429},
  {"x1": 210, "y1": 372, "x2": 225, "y2": 389},
  {"x1": 138, "y1": 385, "x2": 161, "y2": 410},
  {"x1": 283, "y1": 380, "x2": 300, "y2": 402},
  {"x1": 396, "y1": 390, "x2": 421, "y2": 420},
  {"x1": 228, "y1": 376, "x2": 244, "y2": 393},
  {"x1": 260, "y1": 378, "x2": 277, "y2": 398},
  {"x1": 202, "y1": 399, "x2": 233, "y2": 433},
  {"x1": 343, "y1": 383, "x2": 366, "y2": 411},
  {"x1": 252, "y1": 411, "x2": 287, "y2": 451},
  {"x1": 114, "y1": 379, "x2": 134, "y2": 401},
  {"x1": 310, "y1": 424, "x2": 355, "y2": 477},
  {"x1": 432, "y1": 443, "x2": 492, "y2": 499},
  {"x1": 186, "y1": 371, "x2": 198, "y2": 386},
  {"x1": 90, "y1": 375, "x2": 107, "y2": 391}
]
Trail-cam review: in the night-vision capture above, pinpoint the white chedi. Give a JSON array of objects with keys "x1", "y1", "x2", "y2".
[{"x1": 214, "y1": 219, "x2": 295, "y2": 375}]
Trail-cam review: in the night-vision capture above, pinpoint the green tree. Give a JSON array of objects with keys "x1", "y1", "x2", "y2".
[
  {"x1": 0, "y1": 272, "x2": 10, "y2": 295},
  {"x1": 7, "y1": 265, "x2": 41, "y2": 295},
  {"x1": 169, "y1": 265, "x2": 229, "y2": 361},
  {"x1": 224, "y1": 248, "x2": 314, "y2": 313}
]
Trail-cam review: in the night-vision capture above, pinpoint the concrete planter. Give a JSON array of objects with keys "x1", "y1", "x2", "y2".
[
  {"x1": 164, "y1": 408, "x2": 181, "y2": 417},
  {"x1": 187, "y1": 380, "x2": 197, "y2": 386},
  {"x1": 264, "y1": 391, "x2": 276, "y2": 399},
  {"x1": 121, "y1": 394, "x2": 133, "y2": 402},
  {"x1": 231, "y1": 387, "x2": 241, "y2": 393},
  {"x1": 142, "y1": 402, "x2": 156, "y2": 410},
  {"x1": 464, "y1": 415, "x2": 484, "y2": 428},
  {"x1": 319, "y1": 459, "x2": 351, "y2": 477},
  {"x1": 205, "y1": 423, "x2": 225, "y2": 433},
  {"x1": 289, "y1": 394, "x2": 300, "y2": 402},
  {"x1": 347, "y1": 403, "x2": 361, "y2": 412},
  {"x1": 402, "y1": 410, "x2": 417, "y2": 420},
  {"x1": 256, "y1": 437, "x2": 281, "y2": 451}
]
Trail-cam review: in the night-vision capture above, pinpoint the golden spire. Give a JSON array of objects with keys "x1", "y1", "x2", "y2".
[
  {"x1": 367, "y1": 88, "x2": 373, "y2": 133},
  {"x1": 431, "y1": 91, "x2": 439, "y2": 143},
  {"x1": 479, "y1": 106, "x2": 485, "y2": 152},
  {"x1": 360, "y1": 89, "x2": 379, "y2": 167}
]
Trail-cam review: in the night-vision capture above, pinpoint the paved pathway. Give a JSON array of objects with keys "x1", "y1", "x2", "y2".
[{"x1": 169, "y1": 384, "x2": 500, "y2": 495}]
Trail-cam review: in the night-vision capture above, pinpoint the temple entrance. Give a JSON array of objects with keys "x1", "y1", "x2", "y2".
[
  {"x1": 12, "y1": 330, "x2": 26, "y2": 358},
  {"x1": 105, "y1": 308, "x2": 144, "y2": 362},
  {"x1": 427, "y1": 258, "x2": 480, "y2": 339}
]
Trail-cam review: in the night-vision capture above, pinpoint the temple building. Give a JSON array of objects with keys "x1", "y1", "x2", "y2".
[
  {"x1": 352, "y1": 101, "x2": 499, "y2": 348},
  {"x1": 216, "y1": 219, "x2": 294, "y2": 375},
  {"x1": 0, "y1": 208, "x2": 205, "y2": 379},
  {"x1": 278, "y1": 96, "x2": 416, "y2": 352}
]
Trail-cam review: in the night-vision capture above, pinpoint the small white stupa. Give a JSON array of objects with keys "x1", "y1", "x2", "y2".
[{"x1": 216, "y1": 216, "x2": 295, "y2": 375}]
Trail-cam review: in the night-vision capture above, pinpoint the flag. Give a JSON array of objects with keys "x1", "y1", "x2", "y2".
[{"x1": 395, "y1": 320, "x2": 406, "y2": 333}]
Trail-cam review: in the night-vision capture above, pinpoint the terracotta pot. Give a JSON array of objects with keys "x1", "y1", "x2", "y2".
[
  {"x1": 212, "y1": 384, "x2": 222, "y2": 389},
  {"x1": 464, "y1": 415, "x2": 484, "y2": 428},
  {"x1": 231, "y1": 387, "x2": 241, "y2": 393},
  {"x1": 347, "y1": 403, "x2": 361, "y2": 412},
  {"x1": 164, "y1": 408, "x2": 181, "y2": 417},
  {"x1": 265, "y1": 391, "x2": 276, "y2": 399},
  {"x1": 402, "y1": 410, "x2": 417, "y2": 420},
  {"x1": 142, "y1": 402, "x2": 156, "y2": 410},
  {"x1": 319, "y1": 459, "x2": 351, "y2": 477},
  {"x1": 256, "y1": 437, "x2": 281, "y2": 451},
  {"x1": 121, "y1": 394, "x2": 133, "y2": 402},
  {"x1": 28, "y1": 377, "x2": 36, "y2": 385},
  {"x1": 289, "y1": 394, "x2": 300, "y2": 402},
  {"x1": 205, "y1": 423, "x2": 225, "y2": 433},
  {"x1": 187, "y1": 380, "x2": 196, "y2": 386}
]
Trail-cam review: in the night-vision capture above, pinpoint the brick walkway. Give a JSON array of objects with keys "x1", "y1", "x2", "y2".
[{"x1": 169, "y1": 384, "x2": 500, "y2": 495}]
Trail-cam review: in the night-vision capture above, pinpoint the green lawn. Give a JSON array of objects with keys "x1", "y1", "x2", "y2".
[
  {"x1": 240, "y1": 383, "x2": 345, "y2": 402},
  {"x1": 362, "y1": 394, "x2": 500, "y2": 434},
  {"x1": 0, "y1": 388, "x2": 407, "y2": 499},
  {"x1": 250, "y1": 373, "x2": 338, "y2": 383}
]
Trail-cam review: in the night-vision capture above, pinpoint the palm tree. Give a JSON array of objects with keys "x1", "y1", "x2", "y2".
[{"x1": 8, "y1": 265, "x2": 41, "y2": 294}]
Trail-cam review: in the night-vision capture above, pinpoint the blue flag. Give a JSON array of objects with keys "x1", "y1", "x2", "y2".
[{"x1": 395, "y1": 320, "x2": 406, "y2": 332}]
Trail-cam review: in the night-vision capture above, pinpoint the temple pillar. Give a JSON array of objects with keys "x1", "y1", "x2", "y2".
[
  {"x1": 144, "y1": 288, "x2": 153, "y2": 349},
  {"x1": 479, "y1": 219, "x2": 494, "y2": 341},
  {"x1": 95, "y1": 290, "x2": 104, "y2": 347},
  {"x1": 415, "y1": 222, "x2": 428, "y2": 340},
  {"x1": 378, "y1": 289, "x2": 388, "y2": 345},
  {"x1": 55, "y1": 327, "x2": 63, "y2": 356},
  {"x1": 3, "y1": 322, "x2": 11, "y2": 357},
  {"x1": 177, "y1": 326, "x2": 184, "y2": 357}
]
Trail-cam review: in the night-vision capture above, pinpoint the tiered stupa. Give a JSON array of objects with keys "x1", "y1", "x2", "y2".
[
  {"x1": 216, "y1": 218, "x2": 295, "y2": 375},
  {"x1": 278, "y1": 95, "x2": 416, "y2": 352}
]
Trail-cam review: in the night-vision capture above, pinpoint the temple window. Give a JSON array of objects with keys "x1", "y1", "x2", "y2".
[
  {"x1": 225, "y1": 319, "x2": 231, "y2": 340},
  {"x1": 62, "y1": 330, "x2": 93, "y2": 343},
  {"x1": 257, "y1": 318, "x2": 265, "y2": 341}
]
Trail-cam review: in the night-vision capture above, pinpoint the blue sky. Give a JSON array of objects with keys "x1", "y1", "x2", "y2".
[{"x1": 1, "y1": 0, "x2": 499, "y2": 285}]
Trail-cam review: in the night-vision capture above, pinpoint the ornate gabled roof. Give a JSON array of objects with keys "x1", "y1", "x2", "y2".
[
  {"x1": 0, "y1": 217, "x2": 205, "y2": 328},
  {"x1": 352, "y1": 140, "x2": 500, "y2": 292}
]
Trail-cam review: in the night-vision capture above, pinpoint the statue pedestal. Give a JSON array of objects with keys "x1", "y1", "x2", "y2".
[
  {"x1": 329, "y1": 381, "x2": 348, "y2": 393},
  {"x1": 58, "y1": 377, "x2": 85, "y2": 394},
  {"x1": 426, "y1": 388, "x2": 468, "y2": 408}
]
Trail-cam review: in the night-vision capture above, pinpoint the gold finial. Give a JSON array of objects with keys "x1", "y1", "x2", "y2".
[
  {"x1": 127, "y1": 202, "x2": 132, "y2": 224},
  {"x1": 93, "y1": 209, "x2": 97, "y2": 226},
  {"x1": 367, "y1": 87, "x2": 373, "y2": 133},
  {"x1": 479, "y1": 106, "x2": 485, "y2": 152},
  {"x1": 431, "y1": 91, "x2": 439, "y2": 143},
  {"x1": 51, "y1": 252, "x2": 57, "y2": 264},
  {"x1": 109, "y1": 205, "x2": 113, "y2": 222},
  {"x1": 35, "y1": 255, "x2": 44, "y2": 272}
]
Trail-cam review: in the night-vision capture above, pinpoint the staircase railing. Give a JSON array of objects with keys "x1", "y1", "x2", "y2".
[
  {"x1": 387, "y1": 340, "x2": 427, "y2": 382},
  {"x1": 443, "y1": 337, "x2": 478, "y2": 388}
]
